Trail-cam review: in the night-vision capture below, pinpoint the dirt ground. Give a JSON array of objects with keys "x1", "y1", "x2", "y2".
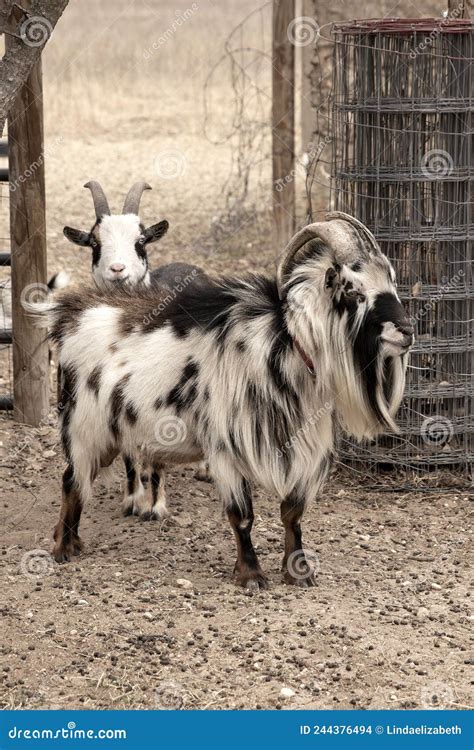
[
  {"x1": 0, "y1": 421, "x2": 472, "y2": 710},
  {"x1": 0, "y1": 0, "x2": 472, "y2": 713}
]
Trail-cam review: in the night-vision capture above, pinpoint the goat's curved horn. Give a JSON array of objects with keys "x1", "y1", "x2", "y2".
[
  {"x1": 122, "y1": 181, "x2": 152, "y2": 215},
  {"x1": 276, "y1": 214, "x2": 380, "y2": 299},
  {"x1": 325, "y1": 211, "x2": 381, "y2": 256},
  {"x1": 83, "y1": 181, "x2": 111, "y2": 218}
]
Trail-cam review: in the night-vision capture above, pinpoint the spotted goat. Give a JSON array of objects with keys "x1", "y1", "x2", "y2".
[
  {"x1": 63, "y1": 180, "x2": 209, "y2": 519},
  {"x1": 45, "y1": 213, "x2": 414, "y2": 590},
  {"x1": 63, "y1": 180, "x2": 204, "y2": 293}
]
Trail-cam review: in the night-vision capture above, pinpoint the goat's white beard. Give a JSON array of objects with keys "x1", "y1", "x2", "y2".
[
  {"x1": 331, "y1": 340, "x2": 407, "y2": 441},
  {"x1": 288, "y1": 304, "x2": 407, "y2": 442}
]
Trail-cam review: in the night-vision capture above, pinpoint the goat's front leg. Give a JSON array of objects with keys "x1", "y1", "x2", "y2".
[
  {"x1": 280, "y1": 492, "x2": 316, "y2": 587},
  {"x1": 225, "y1": 477, "x2": 268, "y2": 593}
]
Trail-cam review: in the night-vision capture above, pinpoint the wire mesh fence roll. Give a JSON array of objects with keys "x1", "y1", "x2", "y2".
[{"x1": 330, "y1": 18, "x2": 473, "y2": 480}]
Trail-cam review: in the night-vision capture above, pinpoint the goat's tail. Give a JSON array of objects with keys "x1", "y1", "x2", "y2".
[
  {"x1": 27, "y1": 270, "x2": 71, "y2": 329},
  {"x1": 47, "y1": 270, "x2": 71, "y2": 291}
]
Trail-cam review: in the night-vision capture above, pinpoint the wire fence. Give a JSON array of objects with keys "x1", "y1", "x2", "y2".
[{"x1": 329, "y1": 18, "x2": 473, "y2": 483}]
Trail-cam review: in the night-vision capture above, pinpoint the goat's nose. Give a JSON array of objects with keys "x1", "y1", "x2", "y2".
[
  {"x1": 398, "y1": 320, "x2": 414, "y2": 337},
  {"x1": 110, "y1": 263, "x2": 126, "y2": 274}
]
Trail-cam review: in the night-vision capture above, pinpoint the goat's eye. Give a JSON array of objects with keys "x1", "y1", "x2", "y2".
[{"x1": 345, "y1": 289, "x2": 365, "y2": 303}]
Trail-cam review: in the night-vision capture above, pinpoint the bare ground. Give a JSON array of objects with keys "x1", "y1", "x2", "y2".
[{"x1": 0, "y1": 412, "x2": 472, "y2": 710}]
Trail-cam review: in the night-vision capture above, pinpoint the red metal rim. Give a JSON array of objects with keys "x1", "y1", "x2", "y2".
[{"x1": 332, "y1": 17, "x2": 474, "y2": 35}]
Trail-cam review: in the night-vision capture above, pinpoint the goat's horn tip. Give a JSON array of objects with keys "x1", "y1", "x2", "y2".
[{"x1": 324, "y1": 211, "x2": 345, "y2": 221}]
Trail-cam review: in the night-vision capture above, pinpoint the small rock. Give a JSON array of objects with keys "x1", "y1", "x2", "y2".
[
  {"x1": 416, "y1": 606, "x2": 429, "y2": 619},
  {"x1": 43, "y1": 450, "x2": 56, "y2": 459},
  {"x1": 77, "y1": 599, "x2": 89, "y2": 606},
  {"x1": 280, "y1": 687, "x2": 295, "y2": 699},
  {"x1": 431, "y1": 582, "x2": 442, "y2": 590},
  {"x1": 143, "y1": 611, "x2": 154, "y2": 620},
  {"x1": 176, "y1": 579, "x2": 193, "y2": 589}
]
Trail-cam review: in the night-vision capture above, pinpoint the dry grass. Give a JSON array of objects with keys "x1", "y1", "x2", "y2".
[{"x1": 43, "y1": 0, "x2": 268, "y2": 136}]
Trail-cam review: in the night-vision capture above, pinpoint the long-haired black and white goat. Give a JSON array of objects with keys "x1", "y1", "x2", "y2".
[
  {"x1": 62, "y1": 180, "x2": 209, "y2": 518},
  {"x1": 45, "y1": 213, "x2": 413, "y2": 590}
]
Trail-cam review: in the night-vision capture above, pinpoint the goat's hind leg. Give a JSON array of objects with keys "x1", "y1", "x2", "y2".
[
  {"x1": 220, "y1": 471, "x2": 268, "y2": 592},
  {"x1": 53, "y1": 464, "x2": 85, "y2": 563},
  {"x1": 148, "y1": 463, "x2": 169, "y2": 521},
  {"x1": 121, "y1": 454, "x2": 146, "y2": 517},
  {"x1": 122, "y1": 454, "x2": 169, "y2": 521},
  {"x1": 195, "y1": 460, "x2": 212, "y2": 483}
]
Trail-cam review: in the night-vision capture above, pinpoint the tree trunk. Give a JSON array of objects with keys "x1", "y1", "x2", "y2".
[{"x1": 0, "y1": 0, "x2": 69, "y2": 135}]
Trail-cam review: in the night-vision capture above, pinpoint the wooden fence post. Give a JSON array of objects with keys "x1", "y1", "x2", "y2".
[
  {"x1": 272, "y1": 0, "x2": 296, "y2": 251},
  {"x1": 448, "y1": 0, "x2": 471, "y2": 16},
  {"x1": 299, "y1": 0, "x2": 316, "y2": 153},
  {"x1": 7, "y1": 32, "x2": 49, "y2": 425}
]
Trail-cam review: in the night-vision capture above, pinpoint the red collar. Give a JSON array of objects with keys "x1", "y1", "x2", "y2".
[{"x1": 293, "y1": 337, "x2": 316, "y2": 377}]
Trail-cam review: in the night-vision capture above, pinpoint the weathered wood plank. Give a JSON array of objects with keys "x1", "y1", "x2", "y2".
[
  {"x1": 272, "y1": 0, "x2": 296, "y2": 251},
  {"x1": 7, "y1": 46, "x2": 49, "y2": 425}
]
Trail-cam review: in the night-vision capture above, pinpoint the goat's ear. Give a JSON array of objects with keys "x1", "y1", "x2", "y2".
[
  {"x1": 143, "y1": 220, "x2": 169, "y2": 244},
  {"x1": 63, "y1": 226, "x2": 91, "y2": 247}
]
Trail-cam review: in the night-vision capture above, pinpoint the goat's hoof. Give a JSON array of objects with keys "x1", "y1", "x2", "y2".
[
  {"x1": 138, "y1": 510, "x2": 154, "y2": 522},
  {"x1": 283, "y1": 570, "x2": 317, "y2": 588},
  {"x1": 70, "y1": 536, "x2": 83, "y2": 555},
  {"x1": 122, "y1": 505, "x2": 134, "y2": 517},
  {"x1": 235, "y1": 570, "x2": 269, "y2": 593},
  {"x1": 139, "y1": 508, "x2": 168, "y2": 522},
  {"x1": 52, "y1": 533, "x2": 83, "y2": 563},
  {"x1": 52, "y1": 544, "x2": 71, "y2": 563},
  {"x1": 195, "y1": 469, "x2": 212, "y2": 483}
]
